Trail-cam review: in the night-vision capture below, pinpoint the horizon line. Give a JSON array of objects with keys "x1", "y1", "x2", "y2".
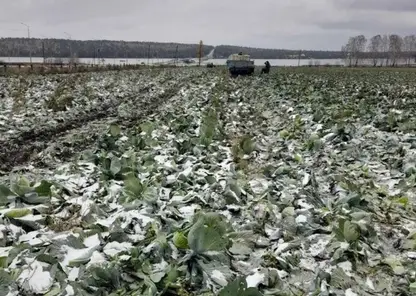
[{"x1": 0, "y1": 36, "x2": 342, "y2": 52}]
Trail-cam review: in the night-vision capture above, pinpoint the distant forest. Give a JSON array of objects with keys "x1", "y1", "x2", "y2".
[
  {"x1": 0, "y1": 37, "x2": 346, "y2": 60},
  {"x1": 214, "y1": 45, "x2": 344, "y2": 59},
  {"x1": 0, "y1": 38, "x2": 213, "y2": 60}
]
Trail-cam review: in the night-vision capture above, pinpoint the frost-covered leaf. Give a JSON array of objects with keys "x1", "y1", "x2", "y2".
[
  {"x1": 330, "y1": 267, "x2": 354, "y2": 289},
  {"x1": 36, "y1": 254, "x2": 58, "y2": 265},
  {"x1": 188, "y1": 212, "x2": 230, "y2": 253},
  {"x1": 198, "y1": 259, "x2": 233, "y2": 287},
  {"x1": 0, "y1": 270, "x2": 12, "y2": 286},
  {"x1": 0, "y1": 185, "x2": 14, "y2": 205},
  {"x1": 249, "y1": 179, "x2": 269, "y2": 195},
  {"x1": 109, "y1": 124, "x2": 121, "y2": 137},
  {"x1": 282, "y1": 207, "x2": 295, "y2": 218},
  {"x1": 139, "y1": 121, "x2": 154, "y2": 134},
  {"x1": 240, "y1": 136, "x2": 256, "y2": 154},
  {"x1": 173, "y1": 231, "x2": 188, "y2": 249},
  {"x1": 403, "y1": 239, "x2": 416, "y2": 250},
  {"x1": 4, "y1": 208, "x2": 31, "y2": 218},
  {"x1": 0, "y1": 257, "x2": 7, "y2": 268},
  {"x1": 44, "y1": 286, "x2": 61, "y2": 296},
  {"x1": 11, "y1": 176, "x2": 32, "y2": 197},
  {"x1": 124, "y1": 176, "x2": 144, "y2": 198},
  {"x1": 384, "y1": 256, "x2": 406, "y2": 275},
  {"x1": 20, "y1": 192, "x2": 50, "y2": 204},
  {"x1": 219, "y1": 277, "x2": 263, "y2": 296},
  {"x1": 34, "y1": 180, "x2": 53, "y2": 197},
  {"x1": 110, "y1": 157, "x2": 122, "y2": 176},
  {"x1": 229, "y1": 242, "x2": 252, "y2": 255},
  {"x1": 343, "y1": 220, "x2": 360, "y2": 243}
]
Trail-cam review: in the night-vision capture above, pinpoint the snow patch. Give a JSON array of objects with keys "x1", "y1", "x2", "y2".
[
  {"x1": 246, "y1": 271, "x2": 265, "y2": 288},
  {"x1": 211, "y1": 270, "x2": 228, "y2": 286},
  {"x1": 103, "y1": 241, "x2": 132, "y2": 257},
  {"x1": 18, "y1": 261, "x2": 53, "y2": 294}
]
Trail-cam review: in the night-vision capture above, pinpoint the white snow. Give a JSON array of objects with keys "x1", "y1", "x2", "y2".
[
  {"x1": 169, "y1": 195, "x2": 186, "y2": 203},
  {"x1": 338, "y1": 261, "x2": 353, "y2": 276},
  {"x1": 299, "y1": 258, "x2": 317, "y2": 271},
  {"x1": 246, "y1": 271, "x2": 265, "y2": 288},
  {"x1": 103, "y1": 241, "x2": 132, "y2": 257},
  {"x1": 366, "y1": 277, "x2": 375, "y2": 290},
  {"x1": 86, "y1": 251, "x2": 107, "y2": 268},
  {"x1": 340, "y1": 242, "x2": 350, "y2": 249},
  {"x1": 407, "y1": 252, "x2": 416, "y2": 259},
  {"x1": 154, "y1": 155, "x2": 168, "y2": 164},
  {"x1": 68, "y1": 267, "x2": 80, "y2": 281},
  {"x1": 119, "y1": 255, "x2": 131, "y2": 261},
  {"x1": 19, "y1": 231, "x2": 50, "y2": 246},
  {"x1": 302, "y1": 173, "x2": 311, "y2": 186},
  {"x1": 297, "y1": 199, "x2": 314, "y2": 210},
  {"x1": 211, "y1": 270, "x2": 228, "y2": 286},
  {"x1": 83, "y1": 183, "x2": 99, "y2": 195},
  {"x1": 345, "y1": 288, "x2": 358, "y2": 296},
  {"x1": 295, "y1": 215, "x2": 308, "y2": 224},
  {"x1": 249, "y1": 178, "x2": 269, "y2": 195},
  {"x1": 65, "y1": 285, "x2": 75, "y2": 296},
  {"x1": 309, "y1": 236, "x2": 330, "y2": 257},
  {"x1": 275, "y1": 242, "x2": 290, "y2": 255},
  {"x1": 166, "y1": 174, "x2": 177, "y2": 184},
  {"x1": 18, "y1": 261, "x2": 54, "y2": 294},
  {"x1": 178, "y1": 204, "x2": 201, "y2": 219},
  {"x1": 62, "y1": 246, "x2": 96, "y2": 268},
  {"x1": 0, "y1": 247, "x2": 13, "y2": 257},
  {"x1": 84, "y1": 234, "x2": 101, "y2": 248},
  {"x1": 179, "y1": 166, "x2": 193, "y2": 178}
]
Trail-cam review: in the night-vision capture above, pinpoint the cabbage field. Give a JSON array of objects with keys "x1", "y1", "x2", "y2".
[{"x1": 0, "y1": 67, "x2": 415, "y2": 296}]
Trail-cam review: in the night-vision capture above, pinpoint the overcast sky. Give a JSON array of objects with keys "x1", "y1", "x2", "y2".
[{"x1": 1, "y1": 0, "x2": 415, "y2": 50}]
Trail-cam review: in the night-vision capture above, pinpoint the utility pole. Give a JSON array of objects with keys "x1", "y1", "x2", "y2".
[
  {"x1": 125, "y1": 42, "x2": 128, "y2": 65},
  {"x1": 197, "y1": 40, "x2": 203, "y2": 66},
  {"x1": 175, "y1": 45, "x2": 179, "y2": 66},
  {"x1": 42, "y1": 41, "x2": 45, "y2": 64},
  {"x1": 40, "y1": 34, "x2": 48, "y2": 64},
  {"x1": 99, "y1": 41, "x2": 103, "y2": 65},
  {"x1": 64, "y1": 32, "x2": 72, "y2": 65},
  {"x1": 93, "y1": 43, "x2": 96, "y2": 65},
  {"x1": 298, "y1": 50, "x2": 301, "y2": 67},
  {"x1": 20, "y1": 23, "x2": 32, "y2": 64},
  {"x1": 147, "y1": 44, "x2": 150, "y2": 66}
]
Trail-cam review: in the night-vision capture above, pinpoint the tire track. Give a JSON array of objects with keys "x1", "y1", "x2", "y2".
[{"x1": 0, "y1": 72, "x2": 193, "y2": 174}]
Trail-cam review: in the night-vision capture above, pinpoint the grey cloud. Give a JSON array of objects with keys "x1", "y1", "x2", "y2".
[
  {"x1": 1, "y1": 0, "x2": 146, "y2": 24},
  {"x1": 0, "y1": 0, "x2": 415, "y2": 51},
  {"x1": 316, "y1": 9, "x2": 416, "y2": 37},
  {"x1": 317, "y1": 18, "x2": 411, "y2": 33},
  {"x1": 337, "y1": 0, "x2": 416, "y2": 12}
]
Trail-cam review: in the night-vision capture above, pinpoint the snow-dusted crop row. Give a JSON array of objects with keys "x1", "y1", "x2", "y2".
[{"x1": 0, "y1": 68, "x2": 415, "y2": 296}]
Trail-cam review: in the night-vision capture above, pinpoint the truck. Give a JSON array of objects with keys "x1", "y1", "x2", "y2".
[{"x1": 226, "y1": 52, "x2": 255, "y2": 77}]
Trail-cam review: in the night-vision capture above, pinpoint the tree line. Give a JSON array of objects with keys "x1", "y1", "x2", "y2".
[
  {"x1": 7, "y1": 36, "x2": 413, "y2": 62},
  {"x1": 213, "y1": 45, "x2": 344, "y2": 59},
  {"x1": 342, "y1": 34, "x2": 416, "y2": 67},
  {"x1": 0, "y1": 38, "x2": 351, "y2": 60},
  {"x1": 0, "y1": 38, "x2": 214, "y2": 60}
]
